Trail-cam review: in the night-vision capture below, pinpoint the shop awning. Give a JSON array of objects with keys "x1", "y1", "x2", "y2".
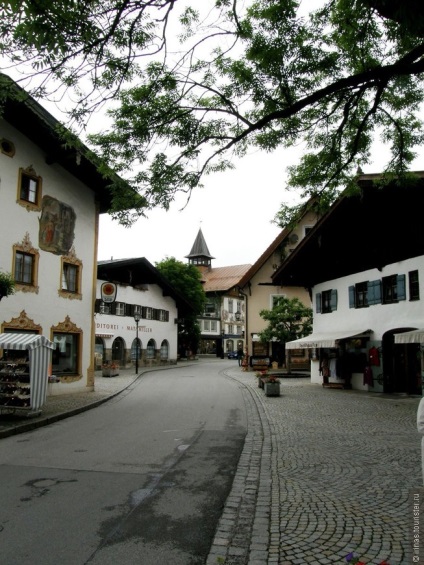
[
  {"x1": 394, "y1": 329, "x2": 424, "y2": 344},
  {"x1": 0, "y1": 333, "x2": 55, "y2": 350},
  {"x1": 0, "y1": 333, "x2": 55, "y2": 411},
  {"x1": 285, "y1": 329, "x2": 372, "y2": 349}
]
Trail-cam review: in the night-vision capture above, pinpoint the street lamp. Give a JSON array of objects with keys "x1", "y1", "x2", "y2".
[{"x1": 134, "y1": 311, "x2": 141, "y2": 374}]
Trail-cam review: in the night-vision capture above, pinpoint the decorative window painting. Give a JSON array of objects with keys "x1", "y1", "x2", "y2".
[{"x1": 39, "y1": 195, "x2": 76, "y2": 255}]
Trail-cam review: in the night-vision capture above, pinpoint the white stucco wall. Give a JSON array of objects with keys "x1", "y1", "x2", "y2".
[
  {"x1": 95, "y1": 281, "x2": 179, "y2": 361},
  {"x1": 0, "y1": 120, "x2": 98, "y2": 395},
  {"x1": 308, "y1": 256, "x2": 424, "y2": 386}
]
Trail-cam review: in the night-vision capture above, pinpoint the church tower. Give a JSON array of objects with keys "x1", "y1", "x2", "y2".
[{"x1": 185, "y1": 228, "x2": 215, "y2": 271}]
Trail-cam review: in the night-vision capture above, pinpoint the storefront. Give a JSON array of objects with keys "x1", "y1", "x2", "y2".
[
  {"x1": 286, "y1": 327, "x2": 423, "y2": 394},
  {"x1": 393, "y1": 328, "x2": 424, "y2": 395},
  {"x1": 286, "y1": 329, "x2": 373, "y2": 390},
  {"x1": 0, "y1": 333, "x2": 55, "y2": 414}
]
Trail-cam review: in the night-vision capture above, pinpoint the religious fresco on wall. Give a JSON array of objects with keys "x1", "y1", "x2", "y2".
[{"x1": 39, "y1": 195, "x2": 76, "y2": 255}]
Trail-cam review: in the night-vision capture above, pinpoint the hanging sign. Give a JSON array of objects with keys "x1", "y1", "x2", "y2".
[{"x1": 101, "y1": 282, "x2": 117, "y2": 303}]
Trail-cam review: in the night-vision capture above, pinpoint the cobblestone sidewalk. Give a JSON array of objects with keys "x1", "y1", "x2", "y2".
[{"x1": 207, "y1": 368, "x2": 421, "y2": 565}]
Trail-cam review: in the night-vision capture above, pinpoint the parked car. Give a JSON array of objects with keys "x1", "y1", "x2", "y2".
[{"x1": 227, "y1": 351, "x2": 238, "y2": 359}]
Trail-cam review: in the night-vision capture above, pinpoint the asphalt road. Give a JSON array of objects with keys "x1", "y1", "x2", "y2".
[{"x1": 0, "y1": 362, "x2": 247, "y2": 565}]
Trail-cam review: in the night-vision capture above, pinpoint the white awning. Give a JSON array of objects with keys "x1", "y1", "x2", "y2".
[
  {"x1": 0, "y1": 333, "x2": 55, "y2": 350},
  {"x1": 394, "y1": 329, "x2": 424, "y2": 344},
  {"x1": 285, "y1": 329, "x2": 372, "y2": 349},
  {"x1": 0, "y1": 333, "x2": 55, "y2": 411}
]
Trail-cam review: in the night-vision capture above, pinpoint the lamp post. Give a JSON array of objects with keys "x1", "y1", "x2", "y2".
[{"x1": 134, "y1": 312, "x2": 141, "y2": 374}]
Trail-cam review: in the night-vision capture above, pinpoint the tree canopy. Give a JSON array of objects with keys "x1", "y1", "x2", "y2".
[
  {"x1": 1, "y1": 0, "x2": 424, "y2": 224},
  {"x1": 258, "y1": 296, "x2": 312, "y2": 346},
  {"x1": 155, "y1": 256, "x2": 205, "y2": 353}
]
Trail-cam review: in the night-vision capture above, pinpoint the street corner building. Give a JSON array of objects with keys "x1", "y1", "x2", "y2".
[
  {"x1": 95, "y1": 258, "x2": 194, "y2": 369},
  {"x1": 274, "y1": 172, "x2": 424, "y2": 395},
  {"x1": 0, "y1": 74, "x2": 131, "y2": 402}
]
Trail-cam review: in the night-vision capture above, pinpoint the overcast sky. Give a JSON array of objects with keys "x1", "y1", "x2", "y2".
[{"x1": 98, "y1": 145, "x2": 301, "y2": 268}]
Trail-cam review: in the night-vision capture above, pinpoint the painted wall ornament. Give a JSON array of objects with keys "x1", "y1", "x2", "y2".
[{"x1": 39, "y1": 195, "x2": 76, "y2": 255}]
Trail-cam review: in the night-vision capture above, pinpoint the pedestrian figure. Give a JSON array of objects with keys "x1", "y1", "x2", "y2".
[
  {"x1": 237, "y1": 347, "x2": 244, "y2": 366},
  {"x1": 417, "y1": 396, "x2": 424, "y2": 484}
]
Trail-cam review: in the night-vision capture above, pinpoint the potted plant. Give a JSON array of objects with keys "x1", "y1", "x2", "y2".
[
  {"x1": 102, "y1": 361, "x2": 119, "y2": 377},
  {"x1": 255, "y1": 370, "x2": 267, "y2": 388},
  {"x1": 263, "y1": 374, "x2": 281, "y2": 397},
  {"x1": 0, "y1": 271, "x2": 15, "y2": 302}
]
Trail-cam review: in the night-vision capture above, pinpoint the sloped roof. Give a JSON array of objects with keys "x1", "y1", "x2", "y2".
[
  {"x1": 185, "y1": 228, "x2": 215, "y2": 259},
  {"x1": 201, "y1": 264, "x2": 252, "y2": 292},
  {"x1": 272, "y1": 172, "x2": 424, "y2": 288},
  {"x1": 238, "y1": 229, "x2": 289, "y2": 288},
  {"x1": 0, "y1": 74, "x2": 129, "y2": 214},
  {"x1": 237, "y1": 198, "x2": 318, "y2": 288},
  {"x1": 97, "y1": 257, "x2": 194, "y2": 316}
]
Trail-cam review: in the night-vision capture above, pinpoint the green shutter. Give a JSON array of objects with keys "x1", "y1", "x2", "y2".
[
  {"x1": 315, "y1": 293, "x2": 322, "y2": 313},
  {"x1": 330, "y1": 289, "x2": 338, "y2": 311},
  {"x1": 348, "y1": 286, "x2": 355, "y2": 308},
  {"x1": 367, "y1": 280, "x2": 381, "y2": 305},
  {"x1": 397, "y1": 274, "x2": 406, "y2": 301}
]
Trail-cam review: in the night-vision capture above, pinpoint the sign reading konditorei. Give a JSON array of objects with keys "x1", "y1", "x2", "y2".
[{"x1": 96, "y1": 322, "x2": 153, "y2": 332}]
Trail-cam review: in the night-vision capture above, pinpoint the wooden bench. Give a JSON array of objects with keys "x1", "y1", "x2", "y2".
[{"x1": 251, "y1": 357, "x2": 270, "y2": 372}]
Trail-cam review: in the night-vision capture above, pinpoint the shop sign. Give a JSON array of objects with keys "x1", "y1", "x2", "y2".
[{"x1": 101, "y1": 282, "x2": 117, "y2": 303}]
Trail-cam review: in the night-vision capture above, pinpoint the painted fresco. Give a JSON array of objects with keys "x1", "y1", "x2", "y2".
[{"x1": 39, "y1": 195, "x2": 76, "y2": 255}]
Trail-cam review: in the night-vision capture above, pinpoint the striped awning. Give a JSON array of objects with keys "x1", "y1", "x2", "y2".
[
  {"x1": 0, "y1": 333, "x2": 55, "y2": 411},
  {"x1": 0, "y1": 333, "x2": 55, "y2": 350},
  {"x1": 394, "y1": 329, "x2": 424, "y2": 344},
  {"x1": 286, "y1": 329, "x2": 372, "y2": 349}
]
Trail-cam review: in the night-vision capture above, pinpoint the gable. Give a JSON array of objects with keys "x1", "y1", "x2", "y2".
[{"x1": 272, "y1": 175, "x2": 424, "y2": 288}]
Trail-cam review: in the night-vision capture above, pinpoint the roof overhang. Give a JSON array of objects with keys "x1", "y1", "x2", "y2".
[
  {"x1": 272, "y1": 175, "x2": 424, "y2": 288},
  {"x1": 0, "y1": 74, "x2": 128, "y2": 214},
  {"x1": 97, "y1": 258, "x2": 194, "y2": 316}
]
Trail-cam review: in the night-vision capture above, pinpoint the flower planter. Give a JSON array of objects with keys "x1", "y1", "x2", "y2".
[
  {"x1": 102, "y1": 367, "x2": 119, "y2": 377},
  {"x1": 264, "y1": 382, "x2": 280, "y2": 397}
]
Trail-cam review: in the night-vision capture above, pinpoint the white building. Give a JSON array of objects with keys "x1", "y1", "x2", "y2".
[
  {"x1": 96, "y1": 258, "x2": 194, "y2": 367},
  {"x1": 274, "y1": 173, "x2": 424, "y2": 395},
  {"x1": 0, "y1": 75, "x2": 127, "y2": 396}
]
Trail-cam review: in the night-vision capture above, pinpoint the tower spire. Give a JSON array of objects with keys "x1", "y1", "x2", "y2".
[{"x1": 185, "y1": 228, "x2": 215, "y2": 269}]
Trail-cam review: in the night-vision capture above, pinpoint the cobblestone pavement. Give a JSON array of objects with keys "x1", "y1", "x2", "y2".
[
  {"x1": 207, "y1": 367, "x2": 421, "y2": 565},
  {"x1": 0, "y1": 363, "x2": 421, "y2": 565}
]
